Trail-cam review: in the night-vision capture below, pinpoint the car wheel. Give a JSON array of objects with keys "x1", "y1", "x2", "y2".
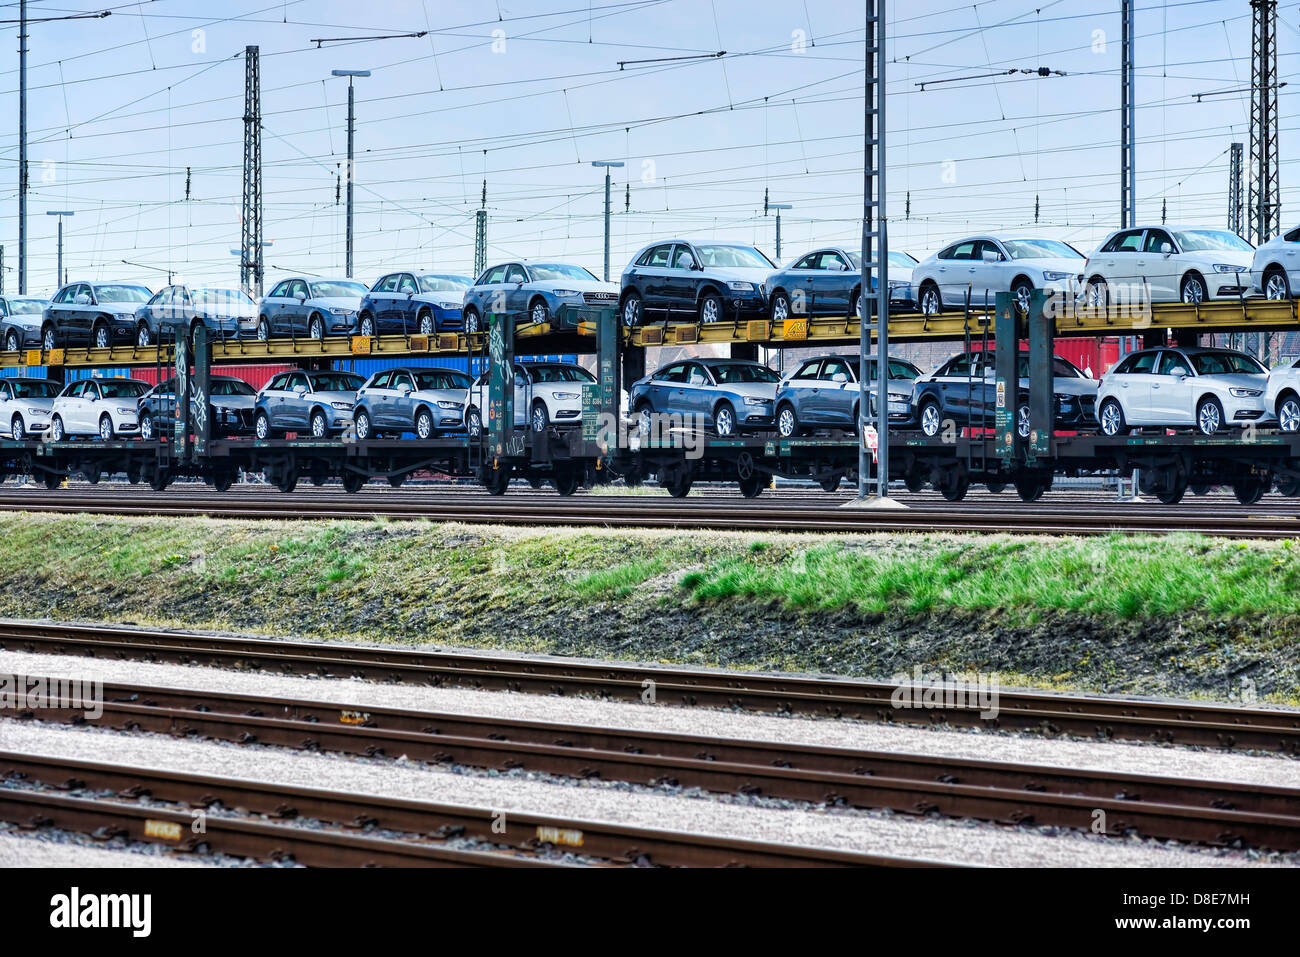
[
  {"x1": 1278, "y1": 393, "x2": 1300, "y2": 432},
  {"x1": 1086, "y1": 276, "x2": 1109, "y2": 312},
  {"x1": 50, "y1": 416, "x2": 65, "y2": 442},
  {"x1": 136, "y1": 323, "x2": 152, "y2": 347},
  {"x1": 699, "y1": 291, "x2": 723, "y2": 324},
  {"x1": 1264, "y1": 269, "x2": 1292, "y2": 301},
  {"x1": 310, "y1": 409, "x2": 328, "y2": 438},
  {"x1": 42, "y1": 326, "x2": 57, "y2": 351},
  {"x1": 257, "y1": 317, "x2": 271, "y2": 341},
  {"x1": 254, "y1": 410, "x2": 272, "y2": 440},
  {"x1": 416, "y1": 408, "x2": 435, "y2": 439},
  {"x1": 466, "y1": 407, "x2": 482, "y2": 438},
  {"x1": 1196, "y1": 396, "x2": 1224, "y2": 435},
  {"x1": 5, "y1": 331, "x2": 18, "y2": 352},
  {"x1": 1012, "y1": 280, "x2": 1033, "y2": 315},
  {"x1": 919, "y1": 398, "x2": 941, "y2": 437},
  {"x1": 714, "y1": 402, "x2": 736, "y2": 437},
  {"x1": 776, "y1": 404, "x2": 801, "y2": 438},
  {"x1": 531, "y1": 401, "x2": 549, "y2": 433},
  {"x1": 419, "y1": 312, "x2": 435, "y2": 335},
  {"x1": 1016, "y1": 402, "x2": 1031, "y2": 439},
  {"x1": 139, "y1": 412, "x2": 154, "y2": 441},
  {"x1": 1099, "y1": 398, "x2": 1127, "y2": 436},
  {"x1": 464, "y1": 310, "x2": 480, "y2": 334},
  {"x1": 1180, "y1": 272, "x2": 1207, "y2": 304},
  {"x1": 634, "y1": 402, "x2": 654, "y2": 440},
  {"x1": 308, "y1": 315, "x2": 325, "y2": 340},
  {"x1": 919, "y1": 283, "x2": 942, "y2": 315},
  {"x1": 355, "y1": 410, "x2": 372, "y2": 440},
  {"x1": 621, "y1": 293, "x2": 642, "y2": 327},
  {"x1": 359, "y1": 314, "x2": 375, "y2": 337},
  {"x1": 99, "y1": 414, "x2": 114, "y2": 441},
  {"x1": 770, "y1": 292, "x2": 791, "y2": 323},
  {"x1": 10, "y1": 415, "x2": 24, "y2": 441},
  {"x1": 852, "y1": 289, "x2": 864, "y2": 318},
  {"x1": 529, "y1": 299, "x2": 549, "y2": 325},
  {"x1": 93, "y1": 323, "x2": 111, "y2": 349}
]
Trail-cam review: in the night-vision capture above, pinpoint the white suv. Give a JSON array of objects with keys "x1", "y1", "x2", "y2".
[{"x1": 1096, "y1": 347, "x2": 1269, "y2": 436}]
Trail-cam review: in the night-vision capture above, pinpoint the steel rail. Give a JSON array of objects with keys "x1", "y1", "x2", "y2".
[
  {"x1": 0, "y1": 751, "x2": 912, "y2": 868},
  {"x1": 12, "y1": 676, "x2": 1300, "y2": 850},
  {"x1": 3, "y1": 621, "x2": 1297, "y2": 753}
]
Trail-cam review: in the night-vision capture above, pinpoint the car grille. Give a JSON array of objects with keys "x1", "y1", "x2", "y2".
[{"x1": 582, "y1": 292, "x2": 618, "y2": 304}]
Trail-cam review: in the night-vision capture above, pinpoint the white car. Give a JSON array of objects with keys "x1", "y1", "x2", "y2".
[
  {"x1": 49, "y1": 377, "x2": 149, "y2": 441},
  {"x1": 467, "y1": 361, "x2": 596, "y2": 436},
  {"x1": 911, "y1": 234, "x2": 1085, "y2": 314},
  {"x1": 1250, "y1": 225, "x2": 1300, "y2": 300},
  {"x1": 1082, "y1": 226, "x2": 1254, "y2": 306},
  {"x1": 1264, "y1": 356, "x2": 1300, "y2": 432},
  {"x1": 0, "y1": 376, "x2": 61, "y2": 440},
  {"x1": 1096, "y1": 346, "x2": 1268, "y2": 437}
]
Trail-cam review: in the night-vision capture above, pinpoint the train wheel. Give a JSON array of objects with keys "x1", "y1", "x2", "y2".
[
  {"x1": 43, "y1": 471, "x2": 61, "y2": 490},
  {"x1": 819, "y1": 475, "x2": 841, "y2": 492},
  {"x1": 1190, "y1": 484, "x2": 1211, "y2": 496},
  {"x1": 212, "y1": 469, "x2": 236, "y2": 493},
  {"x1": 388, "y1": 474, "x2": 405, "y2": 489},
  {"x1": 481, "y1": 466, "x2": 510, "y2": 496},
  {"x1": 903, "y1": 464, "x2": 925, "y2": 493},
  {"x1": 1275, "y1": 477, "x2": 1300, "y2": 497},
  {"x1": 1233, "y1": 476, "x2": 1268, "y2": 505},
  {"x1": 664, "y1": 473, "x2": 693, "y2": 498},
  {"x1": 274, "y1": 469, "x2": 297, "y2": 493},
  {"x1": 1013, "y1": 474, "x2": 1050, "y2": 503},
  {"x1": 553, "y1": 467, "x2": 580, "y2": 497},
  {"x1": 341, "y1": 471, "x2": 365, "y2": 493},
  {"x1": 738, "y1": 473, "x2": 765, "y2": 498},
  {"x1": 148, "y1": 471, "x2": 171, "y2": 492},
  {"x1": 986, "y1": 482, "x2": 1006, "y2": 494},
  {"x1": 937, "y1": 466, "x2": 969, "y2": 502}
]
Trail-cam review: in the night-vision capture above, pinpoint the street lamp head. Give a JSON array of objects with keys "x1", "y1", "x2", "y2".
[
  {"x1": 46, "y1": 210, "x2": 75, "y2": 216},
  {"x1": 591, "y1": 160, "x2": 625, "y2": 168},
  {"x1": 769, "y1": 203, "x2": 793, "y2": 211},
  {"x1": 331, "y1": 69, "x2": 371, "y2": 78}
]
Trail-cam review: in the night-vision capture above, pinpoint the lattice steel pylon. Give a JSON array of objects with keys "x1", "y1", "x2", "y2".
[
  {"x1": 473, "y1": 180, "x2": 487, "y2": 278},
  {"x1": 1249, "y1": 0, "x2": 1280, "y2": 245},
  {"x1": 1228, "y1": 142, "x2": 1244, "y2": 235},
  {"x1": 1120, "y1": 0, "x2": 1135, "y2": 229},
  {"x1": 240, "y1": 46, "x2": 264, "y2": 298}
]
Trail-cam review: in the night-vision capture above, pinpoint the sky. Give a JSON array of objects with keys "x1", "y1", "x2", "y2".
[{"x1": 0, "y1": 0, "x2": 1295, "y2": 298}]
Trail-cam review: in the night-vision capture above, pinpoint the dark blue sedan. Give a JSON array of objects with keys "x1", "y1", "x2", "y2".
[
  {"x1": 764, "y1": 248, "x2": 918, "y2": 322},
  {"x1": 357, "y1": 272, "x2": 472, "y2": 336},
  {"x1": 619, "y1": 240, "x2": 775, "y2": 327}
]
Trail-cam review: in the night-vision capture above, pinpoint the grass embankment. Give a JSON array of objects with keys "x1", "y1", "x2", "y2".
[{"x1": 0, "y1": 513, "x2": 1296, "y2": 703}]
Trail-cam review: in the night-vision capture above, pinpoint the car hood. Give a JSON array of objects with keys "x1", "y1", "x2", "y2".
[
  {"x1": 413, "y1": 387, "x2": 469, "y2": 403},
  {"x1": 211, "y1": 394, "x2": 256, "y2": 410},
  {"x1": 307, "y1": 297, "x2": 363, "y2": 311},
  {"x1": 1197, "y1": 372, "x2": 1267, "y2": 388},
  {"x1": 538, "y1": 279, "x2": 619, "y2": 294},
  {"x1": 308, "y1": 390, "x2": 358, "y2": 404},
  {"x1": 15, "y1": 396, "x2": 55, "y2": 409},
  {"x1": 720, "y1": 381, "x2": 779, "y2": 400},
  {"x1": 702, "y1": 266, "x2": 772, "y2": 285},
  {"x1": 416, "y1": 294, "x2": 465, "y2": 310},
  {"x1": 1172, "y1": 250, "x2": 1254, "y2": 268},
  {"x1": 5, "y1": 316, "x2": 42, "y2": 329},
  {"x1": 1047, "y1": 376, "x2": 1100, "y2": 396},
  {"x1": 1010, "y1": 256, "x2": 1086, "y2": 274}
]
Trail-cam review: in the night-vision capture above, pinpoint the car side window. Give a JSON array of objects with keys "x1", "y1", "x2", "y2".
[
  {"x1": 950, "y1": 242, "x2": 977, "y2": 261},
  {"x1": 1127, "y1": 352, "x2": 1157, "y2": 374},
  {"x1": 506, "y1": 264, "x2": 528, "y2": 283},
  {"x1": 822, "y1": 358, "x2": 852, "y2": 381},
  {"x1": 1107, "y1": 230, "x2": 1144, "y2": 253},
  {"x1": 1286, "y1": 227, "x2": 1300, "y2": 243},
  {"x1": 290, "y1": 280, "x2": 309, "y2": 299},
  {"x1": 946, "y1": 355, "x2": 974, "y2": 376},
  {"x1": 1157, "y1": 352, "x2": 1190, "y2": 376},
  {"x1": 376, "y1": 275, "x2": 398, "y2": 293},
  {"x1": 398, "y1": 275, "x2": 418, "y2": 295},
  {"x1": 268, "y1": 374, "x2": 290, "y2": 391},
  {"x1": 639, "y1": 245, "x2": 673, "y2": 268},
  {"x1": 393, "y1": 372, "x2": 415, "y2": 391},
  {"x1": 976, "y1": 241, "x2": 1004, "y2": 262},
  {"x1": 1143, "y1": 230, "x2": 1174, "y2": 254},
  {"x1": 371, "y1": 371, "x2": 392, "y2": 389},
  {"x1": 819, "y1": 252, "x2": 850, "y2": 271},
  {"x1": 792, "y1": 360, "x2": 822, "y2": 380},
  {"x1": 288, "y1": 373, "x2": 310, "y2": 392},
  {"x1": 0, "y1": 382, "x2": 10, "y2": 400},
  {"x1": 793, "y1": 253, "x2": 819, "y2": 270},
  {"x1": 482, "y1": 265, "x2": 507, "y2": 284},
  {"x1": 671, "y1": 246, "x2": 695, "y2": 270},
  {"x1": 686, "y1": 364, "x2": 709, "y2": 386}
]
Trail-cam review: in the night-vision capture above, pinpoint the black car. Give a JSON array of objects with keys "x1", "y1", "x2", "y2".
[
  {"x1": 137, "y1": 374, "x2": 258, "y2": 441},
  {"x1": 619, "y1": 240, "x2": 775, "y2": 327},
  {"x1": 41, "y1": 280, "x2": 153, "y2": 349}
]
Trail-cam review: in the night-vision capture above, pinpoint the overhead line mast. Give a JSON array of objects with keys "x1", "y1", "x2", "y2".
[{"x1": 241, "y1": 45, "x2": 263, "y2": 298}]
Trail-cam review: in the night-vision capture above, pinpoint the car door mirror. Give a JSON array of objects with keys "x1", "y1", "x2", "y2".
[
  {"x1": 296, "y1": 294, "x2": 307, "y2": 302},
  {"x1": 294, "y1": 385, "x2": 308, "y2": 396},
  {"x1": 402, "y1": 386, "x2": 413, "y2": 396},
  {"x1": 831, "y1": 372, "x2": 849, "y2": 383},
  {"x1": 982, "y1": 250, "x2": 999, "y2": 262},
  {"x1": 75, "y1": 294, "x2": 91, "y2": 305},
  {"x1": 406, "y1": 290, "x2": 415, "y2": 298},
  {"x1": 677, "y1": 255, "x2": 695, "y2": 270}
]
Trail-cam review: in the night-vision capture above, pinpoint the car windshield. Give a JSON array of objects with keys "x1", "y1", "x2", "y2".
[
  {"x1": 192, "y1": 289, "x2": 255, "y2": 308},
  {"x1": 1012, "y1": 357, "x2": 1088, "y2": 378},
  {"x1": 210, "y1": 379, "x2": 256, "y2": 396},
  {"x1": 6, "y1": 299, "x2": 45, "y2": 314},
  {"x1": 415, "y1": 370, "x2": 472, "y2": 390},
  {"x1": 1188, "y1": 351, "x2": 1265, "y2": 375},
  {"x1": 528, "y1": 365, "x2": 595, "y2": 383},
  {"x1": 417, "y1": 275, "x2": 473, "y2": 293},
  {"x1": 888, "y1": 251, "x2": 919, "y2": 268},
  {"x1": 1173, "y1": 230, "x2": 1253, "y2": 253},
  {"x1": 528, "y1": 264, "x2": 598, "y2": 282},
  {"x1": 9, "y1": 379, "x2": 58, "y2": 398},
  {"x1": 693, "y1": 245, "x2": 773, "y2": 269},
  {"x1": 711, "y1": 363, "x2": 781, "y2": 384},
  {"x1": 94, "y1": 285, "x2": 151, "y2": 303},
  {"x1": 1002, "y1": 239, "x2": 1084, "y2": 260},
  {"x1": 307, "y1": 373, "x2": 364, "y2": 392},
  {"x1": 308, "y1": 281, "x2": 367, "y2": 299},
  {"x1": 98, "y1": 380, "x2": 147, "y2": 398}
]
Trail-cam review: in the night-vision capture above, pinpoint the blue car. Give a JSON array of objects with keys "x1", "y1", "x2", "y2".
[
  {"x1": 461, "y1": 261, "x2": 618, "y2": 333},
  {"x1": 133, "y1": 285, "x2": 258, "y2": 347},
  {"x1": 628, "y1": 357, "x2": 781, "y2": 437},
  {"x1": 1, "y1": 295, "x2": 51, "y2": 352},
  {"x1": 357, "y1": 272, "x2": 473, "y2": 337},
  {"x1": 255, "y1": 277, "x2": 368, "y2": 341},
  {"x1": 253, "y1": 369, "x2": 365, "y2": 439},
  {"x1": 620, "y1": 240, "x2": 775, "y2": 327},
  {"x1": 765, "y1": 248, "x2": 918, "y2": 322},
  {"x1": 774, "y1": 353, "x2": 923, "y2": 437}
]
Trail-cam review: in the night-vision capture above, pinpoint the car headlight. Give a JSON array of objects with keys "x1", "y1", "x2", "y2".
[
  {"x1": 331, "y1": 308, "x2": 357, "y2": 316},
  {"x1": 887, "y1": 279, "x2": 909, "y2": 290},
  {"x1": 551, "y1": 289, "x2": 581, "y2": 298},
  {"x1": 743, "y1": 396, "x2": 769, "y2": 406},
  {"x1": 550, "y1": 391, "x2": 580, "y2": 400},
  {"x1": 888, "y1": 392, "x2": 908, "y2": 403},
  {"x1": 1229, "y1": 387, "x2": 1263, "y2": 398},
  {"x1": 1213, "y1": 264, "x2": 1245, "y2": 274},
  {"x1": 115, "y1": 313, "x2": 134, "y2": 322},
  {"x1": 436, "y1": 400, "x2": 463, "y2": 410},
  {"x1": 1042, "y1": 271, "x2": 1071, "y2": 282},
  {"x1": 728, "y1": 281, "x2": 755, "y2": 292},
  {"x1": 330, "y1": 401, "x2": 353, "y2": 411}
]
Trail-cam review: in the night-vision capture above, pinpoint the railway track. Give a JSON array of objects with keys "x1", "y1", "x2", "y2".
[
  {"x1": 1, "y1": 486, "x2": 1300, "y2": 537},
  {"x1": 12, "y1": 674, "x2": 1300, "y2": 851},
  {"x1": 4, "y1": 621, "x2": 1298, "y2": 753},
  {"x1": 0, "y1": 752, "x2": 902, "y2": 867}
]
